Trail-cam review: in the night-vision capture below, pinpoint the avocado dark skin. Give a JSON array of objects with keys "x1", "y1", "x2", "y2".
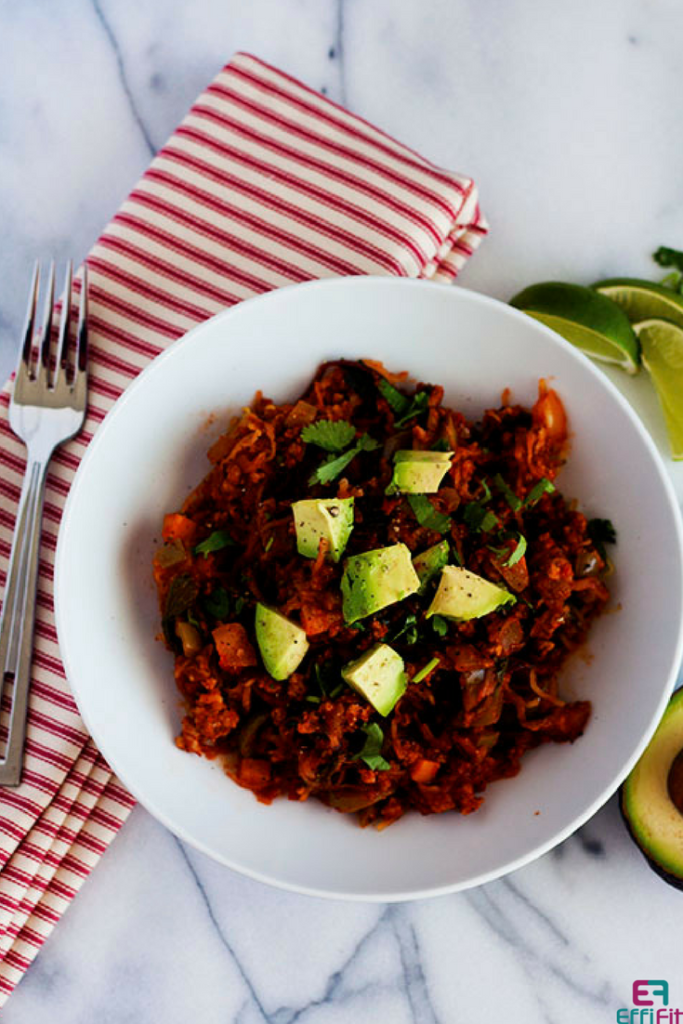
[{"x1": 620, "y1": 688, "x2": 683, "y2": 892}]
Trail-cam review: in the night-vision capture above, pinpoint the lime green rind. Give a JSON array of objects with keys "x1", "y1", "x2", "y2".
[
  {"x1": 593, "y1": 277, "x2": 683, "y2": 331},
  {"x1": 510, "y1": 281, "x2": 640, "y2": 372},
  {"x1": 523, "y1": 311, "x2": 640, "y2": 374},
  {"x1": 634, "y1": 319, "x2": 683, "y2": 460}
]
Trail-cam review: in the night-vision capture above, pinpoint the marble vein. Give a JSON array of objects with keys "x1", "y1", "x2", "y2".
[
  {"x1": 467, "y1": 880, "x2": 624, "y2": 1017},
  {"x1": 173, "y1": 837, "x2": 270, "y2": 1022},
  {"x1": 388, "y1": 908, "x2": 441, "y2": 1024},
  {"x1": 90, "y1": 0, "x2": 156, "y2": 157},
  {"x1": 269, "y1": 906, "x2": 393, "y2": 1024}
]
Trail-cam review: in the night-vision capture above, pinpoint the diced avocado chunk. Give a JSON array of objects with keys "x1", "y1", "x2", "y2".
[
  {"x1": 386, "y1": 449, "x2": 453, "y2": 495},
  {"x1": 255, "y1": 603, "x2": 309, "y2": 680},
  {"x1": 341, "y1": 643, "x2": 407, "y2": 716},
  {"x1": 426, "y1": 566, "x2": 515, "y2": 621},
  {"x1": 341, "y1": 543, "x2": 420, "y2": 623},
  {"x1": 412, "y1": 540, "x2": 449, "y2": 590},
  {"x1": 292, "y1": 497, "x2": 354, "y2": 562}
]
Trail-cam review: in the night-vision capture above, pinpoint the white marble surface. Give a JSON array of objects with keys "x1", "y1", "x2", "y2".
[{"x1": 1, "y1": 1, "x2": 683, "y2": 1020}]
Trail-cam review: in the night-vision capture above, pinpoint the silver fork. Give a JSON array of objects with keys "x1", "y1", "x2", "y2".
[{"x1": 0, "y1": 262, "x2": 88, "y2": 786}]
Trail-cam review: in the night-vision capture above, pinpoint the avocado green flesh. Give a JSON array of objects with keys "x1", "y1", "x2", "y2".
[
  {"x1": 292, "y1": 497, "x2": 354, "y2": 562},
  {"x1": 341, "y1": 543, "x2": 420, "y2": 623},
  {"x1": 412, "y1": 540, "x2": 449, "y2": 590},
  {"x1": 254, "y1": 603, "x2": 309, "y2": 681},
  {"x1": 426, "y1": 566, "x2": 515, "y2": 621},
  {"x1": 341, "y1": 643, "x2": 407, "y2": 716},
  {"x1": 387, "y1": 450, "x2": 453, "y2": 495},
  {"x1": 621, "y1": 689, "x2": 683, "y2": 886}
]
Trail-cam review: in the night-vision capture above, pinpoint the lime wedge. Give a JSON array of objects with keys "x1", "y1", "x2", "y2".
[
  {"x1": 633, "y1": 318, "x2": 683, "y2": 460},
  {"x1": 593, "y1": 277, "x2": 683, "y2": 330},
  {"x1": 510, "y1": 282, "x2": 640, "y2": 374}
]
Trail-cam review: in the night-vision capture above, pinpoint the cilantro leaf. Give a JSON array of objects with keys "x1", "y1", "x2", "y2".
[
  {"x1": 407, "y1": 495, "x2": 452, "y2": 534},
  {"x1": 493, "y1": 473, "x2": 523, "y2": 512},
  {"x1": 301, "y1": 419, "x2": 356, "y2": 452},
  {"x1": 524, "y1": 478, "x2": 556, "y2": 506},
  {"x1": 431, "y1": 438, "x2": 451, "y2": 452},
  {"x1": 309, "y1": 434, "x2": 380, "y2": 486},
  {"x1": 489, "y1": 532, "x2": 526, "y2": 567},
  {"x1": 412, "y1": 656, "x2": 440, "y2": 684},
  {"x1": 395, "y1": 391, "x2": 429, "y2": 427},
  {"x1": 194, "y1": 529, "x2": 235, "y2": 557},
  {"x1": 264, "y1": 536, "x2": 274, "y2": 552},
  {"x1": 353, "y1": 723, "x2": 391, "y2": 771},
  {"x1": 202, "y1": 586, "x2": 231, "y2": 620},
  {"x1": 653, "y1": 246, "x2": 683, "y2": 273},
  {"x1": 463, "y1": 502, "x2": 499, "y2": 533},
  {"x1": 431, "y1": 615, "x2": 449, "y2": 637},
  {"x1": 388, "y1": 613, "x2": 419, "y2": 645},
  {"x1": 377, "y1": 378, "x2": 410, "y2": 415}
]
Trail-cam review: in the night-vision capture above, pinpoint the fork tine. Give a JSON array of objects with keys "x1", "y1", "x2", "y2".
[
  {"x1": 54, "y1": 261, "x2": 73, "y2": 387},
  {"x1": 76, "y1": 264, "x2": 88, "y2": 374},
  {"x1": 37, "y1": 261, "x2": 55, "y2": 381},
  {"x1": 19, "y1": 262, "x2": 40, "y2": 370}
]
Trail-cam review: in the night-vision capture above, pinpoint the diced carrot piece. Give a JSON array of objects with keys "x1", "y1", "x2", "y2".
[
  {"x1": 409, "y1": 759, "x2": 441, "y2": 784},
  {"x1": 212, "y1": 623, "x2": 257, "y2": 672},
  {"x1": 239, "y1": 758, "x2": 271, "y2": 788},
  {"x1": 162, "y1": 513, "x2": 197, "y2": 545}
]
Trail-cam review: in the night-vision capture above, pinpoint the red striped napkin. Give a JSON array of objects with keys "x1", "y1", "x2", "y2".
[{"x1": 0, "y1": 52, "x2": 486, "y2": 1001}]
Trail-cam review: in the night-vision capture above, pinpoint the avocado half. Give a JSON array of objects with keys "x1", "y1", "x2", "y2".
[{"x1": 621, "y1": 688, "x2": 683, "y2": 890}]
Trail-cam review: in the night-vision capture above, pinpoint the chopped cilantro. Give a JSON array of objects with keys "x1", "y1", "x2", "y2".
[
  {"x1": 489, "y1": 532, "x2": 526, "y2": 567},
  {"x1": 493, "y1": 473, "x2": 523, "y2": 512},
  {"x1": 187, "y1": 608, "x2": 201, "y2": 629},
  {"x1": 389, "y1": 613, "x2": 419, "y2": 645},
  {"x1": 412, "y1": 656, "x2": 440, "y2": 684},
  {"x1": 202, "y1": 586, "x2": 231, "y2": 620},
  {"x1": 301, "y1": 419, "x2": 356, "y2": 452},
  {"x1": 431, "y1": 615, "x2": 449, "y2": 637},
  {"x1": 309, "y1": 433, "x2": 380, "y2": 486},
  {"x1": 349, "y1": 621, "x2": 365, "y2": 631},
  {"x1": 304, "y1": 695, "x2": 321, "y2": 704},
  {"x1": 407, "y1": 494, "x2": 452, "y2": 534},
  {"x1": 524, "y1": 478, "x2": 556, "y2": 506},
  {"x1": 653, "y1": 246, "x2": 683, "y2": 273},
  {"x1": 377, "y1": 378, "x2": 410, "y2": 414},
  {"x1": 353, "y1": 722, "x2": 391, "y2": 771},
  {"x1": 431, "y1": 438, "x2": 452, "y2": 452},
  {"x1": 264, "y1": 536, "x2": 274, "y2": 552},
  {"x1": 375, "y1": 376, "x2": 430, "y2": 427},
  {"x1": 395, "y1": 390, "x2": 429, "y2": 428},
  {"x1": 463, "y1": 502, "x2": 499, "y2": 533},
  {"x1": 479, "y1": 478, "x2": 492, "y2": 502},
  {"x1": 194, "y1": 529, "x2": 235, "y2": 557}
]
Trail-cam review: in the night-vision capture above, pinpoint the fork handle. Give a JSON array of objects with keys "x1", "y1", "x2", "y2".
[{"x1": 0, "y1": 452, "x2": 52, "y2": 786}]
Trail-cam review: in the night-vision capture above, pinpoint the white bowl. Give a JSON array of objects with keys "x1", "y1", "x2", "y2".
[{"x1": 55, "y1": 278, "x2": 683, "y2": 901}]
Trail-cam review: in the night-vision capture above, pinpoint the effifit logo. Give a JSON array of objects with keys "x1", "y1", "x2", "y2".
[{"x1": 616, "y1": 981, "x2": 683, "y2": 1022}]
